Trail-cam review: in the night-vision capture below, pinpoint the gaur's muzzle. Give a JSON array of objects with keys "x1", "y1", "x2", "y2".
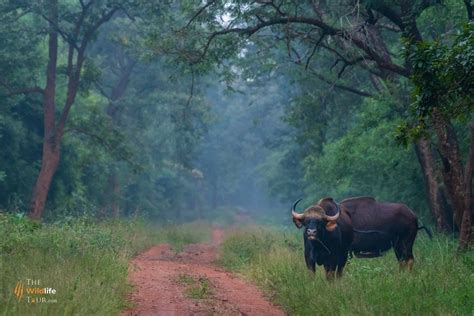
[{"x1": 306, "y1": 228, "x2": 317, "y2": 240}]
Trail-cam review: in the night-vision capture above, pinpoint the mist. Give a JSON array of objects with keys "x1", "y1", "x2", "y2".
[
  {"x1": 1, "y1": 2, "x2": 472, "y2": 315},
  {"x1": 193, "y1": 72, "x2": 294, "y2": 220},
  {"x1": 0, "y1": 1, "x2": 470, "y2": 238}
]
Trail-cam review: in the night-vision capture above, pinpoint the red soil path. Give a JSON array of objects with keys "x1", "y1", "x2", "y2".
[{"x1": 122, "y1": 227, "x2": 285, "y2": 316}]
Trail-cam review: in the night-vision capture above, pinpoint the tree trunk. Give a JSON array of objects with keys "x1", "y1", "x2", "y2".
[
  {"x1": 459, "y1": 121, "x2": 474, "y2": 250},
  {"x1": 414, "y1": 137, "x2": 453, "y2": 231},
  {"x1": 364, "y1": 20, "x2": 453, "y2": 232},
  {"x1": 105, "y1": 59, "x2": 135, "y2": 218},
  {"x1": 28, "y1": 140, "x2": 60, "y2": 219},
  {"x1": 28, "y1": 0, "x2": 58, "y2": 220},
  {"x1": 459, "y1": 207, "x2": 472, "y2": 250},
  {"x1": 27, "y1": 0, "x2": 116, "y2": 220},
  {"x1": 398, "y1": 3, "x2": 471, "y2": 245},
  {"x1": 432, "y1": 109, "x2": 466, "y2": 230}
]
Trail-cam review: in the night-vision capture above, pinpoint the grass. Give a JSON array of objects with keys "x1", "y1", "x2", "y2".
[
  {"x1": 177, "y1": 273, "x2": 197, "y2": 285},
  {"x1": 178, "y1": 274, "x2": 213, "y2": 299},
  {"x1": 218, "y1": 226, "x2": 474, "y2": 316},
  {"x1": 0, "y1": 213, "x2": 210, "y2": 316}
]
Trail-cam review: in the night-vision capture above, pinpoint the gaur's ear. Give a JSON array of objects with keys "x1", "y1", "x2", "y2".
[
  {"x1": 325, "y1": 221, "x2": 338, "y2": 231},
  {"x1": 293, "y1": 218, "x2": 304, "y2": 229}
]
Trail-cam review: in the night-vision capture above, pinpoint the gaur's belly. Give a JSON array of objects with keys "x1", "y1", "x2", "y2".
[{"x1": 350, "y1": 230, "x2": 392, "y2": 254}]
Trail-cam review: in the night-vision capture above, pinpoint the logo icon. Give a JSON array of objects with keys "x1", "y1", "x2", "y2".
[{"x1": 14, "y1": 281, "x2": 24, "y2": 301}]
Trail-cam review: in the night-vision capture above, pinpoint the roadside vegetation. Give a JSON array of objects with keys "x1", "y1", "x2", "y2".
[
  {"x1": 219, "y1": 226, "x2": 474, "y2": 316},
  {"x1": 0, "y1": 214, "x2": 210, "y2": 315}
]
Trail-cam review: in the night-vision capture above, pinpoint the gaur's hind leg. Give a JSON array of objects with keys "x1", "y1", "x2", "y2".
[
  {"x1": 324, "y1": 258, "x2": 338, "y2": 280},
  {"x1": 393, "y1": 232, "x2": 416, "y2": 271}
]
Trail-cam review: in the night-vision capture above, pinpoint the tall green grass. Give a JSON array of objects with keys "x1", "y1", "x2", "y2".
[
  {"x1": 0, "y1": 214, "x2": 210, "y2": 315},
  {"x1": 219, "y1": 226, "x2": 474, "y2": 315}
]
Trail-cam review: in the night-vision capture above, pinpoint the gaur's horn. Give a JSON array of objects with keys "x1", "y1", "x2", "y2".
[
  {"x1": 291, "y1": 198, "x2": 305, "y2": 220},
  {"x1": 324, "y1": 203, "x2": 340, "y2": 221}
]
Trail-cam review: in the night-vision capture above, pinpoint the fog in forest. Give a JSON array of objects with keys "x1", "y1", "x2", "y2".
[
  {"x1": 1, "y1": 3, "x2": 473, "y2": 315},
  {"x1": 194, "y1": 75, "x2": 294, "y2": 219},
  {"x1": 0, "y1": 0, "x2": 474, "y2": 316},
  {"x1": 0, "y1": 1, "x2": 472, "y2": 238}
]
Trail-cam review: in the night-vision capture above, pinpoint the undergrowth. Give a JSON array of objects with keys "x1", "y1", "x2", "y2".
[
  {"x1": 0, "y1": 213, "x2": 210, "y2": 315},
  {"x1": 218, "y1": 226, "x2": 474, "y2": 316}
]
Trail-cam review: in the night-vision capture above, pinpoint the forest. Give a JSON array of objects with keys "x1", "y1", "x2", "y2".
[{"x1": 0, "y1": 1, "x2": 473, "y2": 315}]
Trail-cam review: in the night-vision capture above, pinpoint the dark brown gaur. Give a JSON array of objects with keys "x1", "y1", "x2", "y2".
[
  {"x1": 291, "y1": 197, "x2": 353, "y2": 279},
  {"x1": 340, "y1": 196, "x2": 431, "y2": 269},
  {"x1": 292, "y1": 196, "x2": 431, "y2": 278}
]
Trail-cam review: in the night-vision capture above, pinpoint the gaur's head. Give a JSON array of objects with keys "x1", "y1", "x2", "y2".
[{"x1": 291, "y1": 198, "x2": 340, "y2": 240}]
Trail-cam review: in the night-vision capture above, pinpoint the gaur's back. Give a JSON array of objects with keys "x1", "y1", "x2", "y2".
[{"x1": 340, "y1": 196, "x2": 417, "y2": 231}]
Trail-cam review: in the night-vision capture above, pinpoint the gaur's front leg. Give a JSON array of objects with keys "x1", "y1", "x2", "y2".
[{"x1": 304, "y1": 242, "x2": 316, "y2": 273}]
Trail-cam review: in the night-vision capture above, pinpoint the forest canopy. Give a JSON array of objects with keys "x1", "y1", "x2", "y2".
[{"x1": 0, "y1": 0, "x2": 472, "y2": 249}]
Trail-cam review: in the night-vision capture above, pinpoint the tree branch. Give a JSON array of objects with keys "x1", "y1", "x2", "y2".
[
  {"x1": 370, "y1": 4, "x2": 404, "y2": 31},
  {"x1": 330, "y1": 56, "x2": 366, "y2": 78},
  {"x1": 56, "y1": 49, "x2": 85, "y2": 138},
  {"x1": 297, "y1": 63, "x2": 374, "y2": 98},
  {"x1": 378, "y1": 22, "x2": 402, "y2": 33},
  {"x1": 69, "y1": 13, "x2": 112, "y2": 115},
  {"x1": 320, "y1": 43, "x2": 382, "y2": 77},
  {"x1": 66, "y1": 41, "x2": 75, "y2": 79},
  {"x1": 311, "y1": 71, "x2": 374, "y2": 97},
  {"x1": 57, "y1": 6, "x2": 119, "y2": 138},
  {"x1": 195, "y1": 16, "x2": 339, "y2": 63},
  {"x1": 264, "y1": 0, "x2": 288, "y2": 16},
  {"x1": 80, "y1": 8, "x2": 118, "y2": 51},
  {"x1": 185, "y1": 0, "x2": 216, "y2": 28},
  {"x1": 72, "y1": 0, "x2": 93, "y2": 45},
  {"x1": 305, "y1": 33, "x2": 325, "y2": 69},
  {"x1": 41, "y1": 13, "x2": 78, "y2": 49},
  {"x1": 196, "y1": 15, "x2": 410, "y2": 76},
  {"x1": 0, "y1": 79, "x2": 43, "y2": 97}
]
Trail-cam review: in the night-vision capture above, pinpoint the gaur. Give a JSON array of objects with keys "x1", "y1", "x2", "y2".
[{"x1": 292, "y1": 196, "x2": 431, "y2": 279}]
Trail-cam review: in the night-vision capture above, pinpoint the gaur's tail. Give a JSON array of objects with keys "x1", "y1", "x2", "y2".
[{"x1": 417, "y1": 225, "x2": 433, "y2": 239}]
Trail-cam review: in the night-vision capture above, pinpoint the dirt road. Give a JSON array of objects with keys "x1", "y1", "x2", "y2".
[{"x1": 122, "y1": 227, "x2": 285, "y2": 316}]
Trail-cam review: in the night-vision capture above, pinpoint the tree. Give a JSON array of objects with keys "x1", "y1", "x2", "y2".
[
  {"x1": 21, "y1": 0, "x2": 120, "y2": 219},
  {"x1": 82, "y1": 11, "x2": 212, "y2": 220},
  {"x1": 176, "y1": 1, "x2": 472, "y2": 244},
  {"x1": 403, "y1": 22, "x2": 474, "y2": 249}
]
